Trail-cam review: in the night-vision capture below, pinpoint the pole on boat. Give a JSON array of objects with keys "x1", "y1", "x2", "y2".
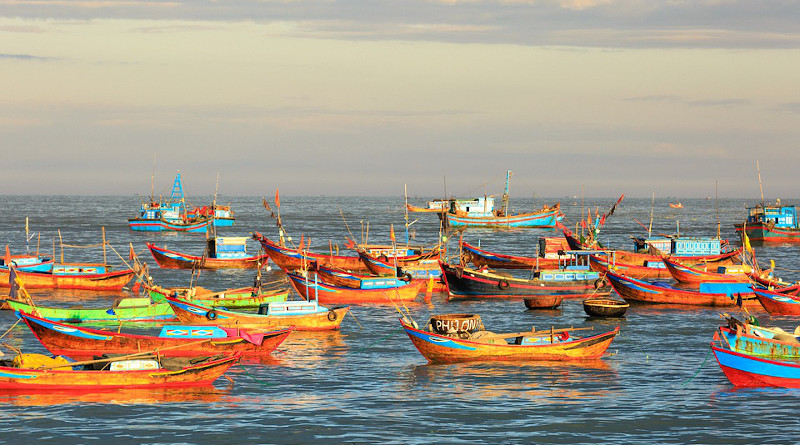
[
  {"x1": 404, "y1": 184, "x2": 410, "y2": 247},
  {"x1": 150, "y1": 153, "x2": 156, "y2": 203},
  {"x1": 715, "y1": 180, "x2": 721, "y2": 238},
  {"x1": 756, "y1": 160, "x2": 765, "y2": 208},
  {"x1": 102, "y1": 226, "x2": 107, "y2": 265},
  {"x1": 648, "y1": 192, "x2": 655, "y2": 239},
  {"x1": 58, "y1": 229, "x2": 64, "y2": 264},
  {"x1": 25, "y1": 217, "x2": 29, "y2": 253}
]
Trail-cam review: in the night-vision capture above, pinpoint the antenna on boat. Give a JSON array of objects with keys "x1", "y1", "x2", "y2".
[
  {"x1": 756, "y1": 160, "x2": 765, "y2": 208},
  {"x1": 648, "y1": 192, "x2": 655, "y2": 239},
  {"x1": 404, "y1": 184, "x2": 410, "y2": 246},
  {"x1": 150, "y1": 154, "x2": 156, "y2": 203},
  {"x1": 715, "y1": 180, "x2": 720, "y2": 238},
  {"x1": 501, "y1": 170, "x2": 512, "y2": 216},
  {"x1": 25, "y1": 217, "x2": 29, "y2": 254}
]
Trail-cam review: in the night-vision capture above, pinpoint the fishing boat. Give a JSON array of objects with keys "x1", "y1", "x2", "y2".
[
  {"x1": 605, "y1": 270, "x2": 754, "y2": 307},
  {"x1": 129, "y1": 171, "x2": 218, "y2": 233},
  {"x1": 145, "y1": 282, "x2": 289, "y2": 309},
  {"x1": 711, "y1": 340, "x2": 800, "y2": 388},
  {"x1": 357, "y1": 253, "x2": 445, "y2": 292},
  {"x1": 147, "y1": 237, "x2": 270, "y2": 270},
  {"x1": 669, "y1": 202, "x2": 683, "y2": 209},
  {"x1": 1, "y1": 247, "x2": 53, "y2": 273},
  {"x1": 2, "y1": 297, "x2": 176, "y2": 323},
  {"x1": 751, "y1": 287, "x2": 800, "y2": 316},
  {"x1": 438, "y1": 171, "x2": 562, "y2": 229},
  {"x1": 440, "y1": 252, "x2": 611, "y2": 301},
  {"x1": 17, "y1": 311, "x2": 291, "y2": 360},
  {"x1": 165, "y1": 295, "x2": 348, "y2": 331},
  {"x1": 458, "y1": 238, "x2": 567, "y2": 270},
  {"x1": 0, "y1": 353, "x2": 240, "y2": 389},
  {"x1": 400, "y1": 315, "x2": 619, "y2": 363},
  {"x1": 0, "y1": 264, "x2": 134, "y2": 291},
  {"x1": 734, "y1": 199, "x2": 800, "y2": 244},
  {"x1": 253, "y1": 232, "x2": 370, "y2": 273},
  {"x1": 523, "y1": 296, "x2": 563, "y2": 309},
  {"x1": 718, "y1": 320, "x2": 800, "y2": 358},
  {"x1": 582, "y1": 298, "x2": 629, "y2": 318},
  {"x1": 662, "y1": 257, "x2": 751, "y2": 284},
  {"x1": 286, "y1": 269, "x2": 423, "y2": 304}
]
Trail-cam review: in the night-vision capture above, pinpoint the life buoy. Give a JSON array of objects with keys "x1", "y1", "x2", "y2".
[
  {"x1": 400, "y1": 273, "x2": 412, "y2": 283},
  {"x1": 498, "y1": 279, "x2": 510, "y2": 289},
  {"x1": 205, "y1": 309, "x2": 218, "y2": 320},
  {"x1": 594, "y1": 278, "x2": 607, "y2": 289},
  {"x1": 327, "y1": 310, "x2": 338, "y2": 321}
]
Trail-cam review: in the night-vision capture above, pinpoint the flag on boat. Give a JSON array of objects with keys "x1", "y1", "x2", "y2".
[
  {"x1": 262, "y1": 197, "x2": 271, "y2": 211},
  {"x1": 390, "y1": 224, "x2": 396, "y2": 242},
  {"x1": 3, "y1": 245, "x2": 10, "y2": 267},
  {"x1": 275, "y1": 188, "x2": 281, "y2": 208}
]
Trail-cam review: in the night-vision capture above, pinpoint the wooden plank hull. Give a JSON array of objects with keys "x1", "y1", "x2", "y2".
[
  {"x1": 286, "y1": 272, "x2": 422, "y2": 304},
  {"x1": 0, "y1": 268, "x2": 134, "y2": 290},
  {"x1": 442, "y1": 263, "x2": 609, "y2": 300},
  {"x1": 719, "y1": 326, "x2": 800, "y2": 358},
  {"x1": 165, "y1": 296, "x2": 347, "y2": 331},
  {"x1": 357, "y1": 254, "x2": 446, "y2": 292},
  {"x1": 605, "y1": 270, "x2": 741, "y2": 307},
  {"x1": 589, "y1": 255, "x2": 673, "y2": 280},
  {"x1": 0, "y1": 354, "x2": 239, "y2": 389},
  {"x1": 147, "y1": 243, "x2": 269, "y2": 270},
  {"x1": 147, "y1": 285, "x2": 289, "y2": 309},
  {"x1": 401, "y1": 320, "x2": 619, "y2": 363},
  {"x1": 752, "y1": 287, "x2": 800, "y2": 315},
  {"x1": 3, "y1": 299, "x2": 176, "y2": 323},
  {"x1": 662, "y1": 258, "x2": 748, "y2": 284},
  {"x1": 19, "y1": 311, "x2": 291, "y2": 360},
  {"x1": 253, "y1": 233, "x2": 370, "y2": 273},
  {"x1": 129, "y1": 218, "x2": 212, "y2": 233},
  {"x1": 442, "y1": 206, "x2": 561, "y2": 228},
  {"x1": 713, "y1": 344, "x2": 800, "y2": 388},
  {"x1": 459, "y1": 241, "x2": 562, "y2": 270}
]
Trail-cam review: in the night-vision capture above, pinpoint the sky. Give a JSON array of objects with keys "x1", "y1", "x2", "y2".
[{"x1": 1, "y1": 1, "x2": 800, "y2": 199}]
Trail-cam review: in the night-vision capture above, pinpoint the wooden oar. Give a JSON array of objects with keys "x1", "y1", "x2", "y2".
[
  {"x1": 473, "y1": 326, "x2": 595, "y2": 341},
  {"x1": 38, "y1": 338, "x2": 215, "y2": 370}
]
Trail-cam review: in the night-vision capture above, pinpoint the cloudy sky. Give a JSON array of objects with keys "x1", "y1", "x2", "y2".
[{"x1": 2, "y1": 1, "x2": 799, "y2": 199}]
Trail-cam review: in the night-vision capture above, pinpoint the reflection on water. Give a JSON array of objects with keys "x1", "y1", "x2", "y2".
[{"x1": 0, "y1": 385, "x2": 232, "y2": 407}]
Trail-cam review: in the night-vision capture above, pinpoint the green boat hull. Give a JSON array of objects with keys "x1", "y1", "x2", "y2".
[
  {"x1": 148, "y1": 287, "x2": 289, "y2": 309},
  {"x1": 4, "y1": 299, "x2": 176, "y2": 323}
]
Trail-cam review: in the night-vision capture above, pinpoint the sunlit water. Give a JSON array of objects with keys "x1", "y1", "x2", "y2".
[{"x1": 1, "y1": 195, "x2": 799, "y2": 444}]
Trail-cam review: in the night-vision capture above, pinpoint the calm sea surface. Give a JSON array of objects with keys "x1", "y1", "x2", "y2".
[{"x1": 1, "y1": 195, "x2": 800, "y2": 444}]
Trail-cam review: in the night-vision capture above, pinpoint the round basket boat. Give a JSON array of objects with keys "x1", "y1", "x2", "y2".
[
  {"x1": 429, "y1": 314, "x2": 483, "y2": 334},
  {"x1": 523, "y1": 295, "x2": 563, "y2": 310},
  {"x1": 582, "y1": 298, "x2": 629, "y2": 318}
]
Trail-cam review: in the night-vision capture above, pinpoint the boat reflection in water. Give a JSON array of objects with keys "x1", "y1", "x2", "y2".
[{"x1": 0, "y1": 385, "x2": 232, "y2": 407}]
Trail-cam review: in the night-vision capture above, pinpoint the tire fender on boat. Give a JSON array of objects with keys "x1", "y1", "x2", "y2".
[
  {"x1": 206, "y1": 309, "x2": 218, "y2": 320},
  {"x1": 400, "y1": 273, "x2": 413, "y2": 283},
  {"x1": 594, "y1": 278, "x2": 607, "y2": 289},
  {"x1": 327, "y1": 309, "x2": 338, "y2": 321},
  {"x1": 378, "y1": 255, "x2": 389, "y2": 262},
  {"x1": 498, "y1": 279, "x2": 510, "y2": 289}
]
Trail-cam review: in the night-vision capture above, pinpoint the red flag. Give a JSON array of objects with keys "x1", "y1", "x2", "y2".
[
  {"x1": 275, "y1": 188, "x2": 281, "y2": 208},
  {"x1": 586, "y1": 209, "x2": 592, "y2": 229},
  {"x1": 4, "y1": 245, "x2": 10, "y2": 267},
  {"x1": 580, "y1": 220, "x2": 587, "y2": 229},
  {"x1": 390, "y1": 224, "x2": 395, "y2": 242},
  {"x1": 344, "y1": 238, "x2": 356, "y2": 249},
  {"x1": 299, "y1": 234, "x2": 304, "y2": 250},
  {"x1": 128, "y1": 243, "x2": 135, "y2": 261}
]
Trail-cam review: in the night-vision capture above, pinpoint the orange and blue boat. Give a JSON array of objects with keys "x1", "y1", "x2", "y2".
[
  {"x1": 605, "y1": 270, "x2": 753, "y2": 307},
  {"x1": 401, "y1": 317, "x2": 619, "y2": 363},
  {"x1": 286, "y1": 269, "x2": 422, "y2": 304},
  {"x1": 147, "y1": 237, "x2": 270, "y2": 270},
  {"x1": 712, "y1": 340, "x2": 800, "y2": 388},
  {"x1": 751, "y1": 287, "x2": 800, "y2": 315}
]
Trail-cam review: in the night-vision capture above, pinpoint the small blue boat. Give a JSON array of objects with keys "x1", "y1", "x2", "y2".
[{"x1": 712, "y1": 341, "x2": 800, "y2": 388}]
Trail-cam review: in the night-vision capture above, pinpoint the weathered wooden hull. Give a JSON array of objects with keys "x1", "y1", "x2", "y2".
[
  {"x1": 401, "y1": 320, "x2": 619, "y2": 363},
  {"x1": 441, "y1": 263, "x2": 609, "y2": 300},
  {"x1": 166, "y1": 296, "x2": 347, "y2": 331},
  {"x1": 286, "y1": 272, "x2": 422, "y2": 304},
  {"x1": 442, "y1": 206, "x2": 561, "y2": 228},
  {"x1": 582, "y1": 298, "x2": 629, "y2": 317},
  {"x1": 147, "y1": 285, "x2": 289, "y2": 309},
  {"x1": 0, "y1": 354, "x2": 239, "y2": 389},
  {"x1": 712, "y1": 344, "x2": 800, "y2": 388},
  {"x1": 19, "y1": 311, "x2": 291, "y2": 360},
  {"x1": 663, "y1": 258, "x2": 748, "y2": 284},
  {"x1": 358, "y1": 254, "x2": 446, "y2": 292},
  {"x1": 459, "y1": 241, "x2": 562, "y2": 270},
  {"x1": 589, "y1": 255, "x2": 673, "y2": 280},
  {"x1": 3, "y1": 299, "x2": 176, "y2": 323},
  {"x1": 719, "y1": 326, "x2": 800, "y2": 358},
  {"x1": 129, "y1": 218, "x2": 212, "y2": 233},
  {"x1": 734, "y1": 222, "x2": 800, "y2": 244},
  {"x1": 147, "y1": 243, "x2": 270, "y2": 270},
  {"x1": 0, "y1": 267, "x2": 134, "y2": 290},
  {"x1": 253, "y1": 233, "x2": 370, "y2": 273},
  {"x1": 752, "y1": 287, "x2": 800, "y2": 315},
  {"x1": 605, "y1": 270, "x2": 740, "y2": 307}
]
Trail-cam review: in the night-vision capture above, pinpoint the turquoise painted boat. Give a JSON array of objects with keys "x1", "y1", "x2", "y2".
[{"x1": 734, "y1": 202, "x2": 800, "y2": 243}]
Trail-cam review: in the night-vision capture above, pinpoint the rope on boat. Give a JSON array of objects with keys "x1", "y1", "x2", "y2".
[
  {"x1": 0, "y1": 318, "x2": 22, "y2": 341},
  {"x1": 680, "y1": 345, "x2": 712, "y2": 386}
]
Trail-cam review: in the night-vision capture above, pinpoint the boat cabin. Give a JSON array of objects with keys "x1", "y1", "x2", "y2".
[
  {"x1": 633, "y1": 237, "x2": 722, "y2": 256},
  {"x1": 207, "y1": 237, "x2": 250, "y2": 259},
  {"x1": 746, "y1": 203, "x2": 798, "y2": 229},
  {"x1": 447, "y1": 196, "x2": 495, "y2": 215}
]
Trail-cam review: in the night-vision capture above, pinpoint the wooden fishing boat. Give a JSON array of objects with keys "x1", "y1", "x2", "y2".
[
  {"x1": 582, "y1": 298, "x2": 629, "y2": 318},
  {"x1": 669, "y1": 202, "x2": 683, "y2": 209},
  {"x1": 405, "y1": 203, "x2": 446, "y2": 213},
  {"x1": 1, "y1": 248, "x2": 54, "y2": 273},
  {"x1": 401, "y1": 317, "x2": 619, "y2": 363},
  {"x1": 588, "y1": 254, "x2": 672, "y2": 280},
  {"x1": 129, "y1": 171, "x2": 228, "y2": 232},
  {"x1": 2, "y1": 297, "x2": 176, "y2": 323},
  {"x1": 662, "y1": 257, "x2": 750, "y2": 284},
  {"x1": 734, "y1": 201, "x2": 800, "y2": 244},
  {"x1": 147, "y1": 237, "x2": 270, "y2": 270},
  {"x1": 0, "y1": 353, "x2": 240, "y2": 389},
  {"x1": 712, "y1": 341, "x2": 800, "y2": 388},
  {"x1": 165, "y1": 295, "x2": 348, "y2": 331},
  {"x1": 458, "y1": 239, "x2": 565, "y2": 270},
  {"x1": 0, "y1": 264, "x2": 134, "y2": 290},
  {"x1": 605, "y1": 270, "x2": 754, "y2": 307},
  {"x1": 752, "y1": 287, "x2": 800, "y2": 316},
  {"x1": 357, "y1": 254, "x2": 446, "y2": 292},
  {"x1": 286, "y1": 270, "x2": 422, "y2": 304},
  {"x1": 718, "y1": 323, "x2": 800, "y2": 358},
  {"x1": 18, "y1": 311, "x2": 291, "y2": 360},
  {"x1": 253, "y1": 232, "x2": 370, "y2": 273},
  {"x1": 441, "y1": 258, "x2": 610, "y2": 301},
  {"x1": 146, "y1": 283, "x2": 290, "y2": 309}
]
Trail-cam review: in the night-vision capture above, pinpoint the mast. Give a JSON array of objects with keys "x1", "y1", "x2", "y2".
[
  {"x1": 715, "y1": 180, "x2": 720, "y2": 238},
  {"x1": 501, "y1": 170, "x2": 511, "y2": 216},
  {"x1": 150, "y1": 154, "x2": 156, "y2": 202},
  {"x1": 404, "y1": 184, "x2": 410, "y2": 246},
  {"x1": 756, "y1": 160, "x2": 765, "y2": 208},
  {"x1": 648, "y1": 192, "x2": 655, "y2": 239}
]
